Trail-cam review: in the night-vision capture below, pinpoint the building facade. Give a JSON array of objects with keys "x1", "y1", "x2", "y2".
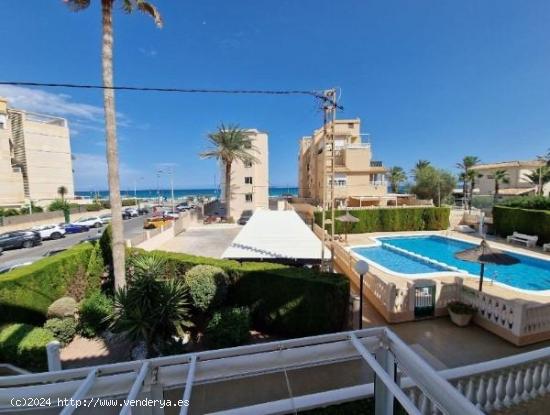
[
  {"x1": 472, "y1": 160, "x2": 549, "y2": 198},
  {"x1": 298, "y1": 119, "x2": 388, "y2": 207},
  {"x1": 220, "y1": 129, "x2": 269, "y2": 220},
  {"x1": 0, "y1": 97, "x2": 74, "y2": 207}
]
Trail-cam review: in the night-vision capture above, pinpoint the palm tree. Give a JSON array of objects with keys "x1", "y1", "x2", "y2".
[
  {"x1": 410, "y1": 160, "x2": 431, "y2": 180},
  {"x1": 387, "y1": 166, "x2": 407, "y2": 193},
  {"x1": 456, "y1": 156, "x2": 480, "y2": 208},
  {"x1": 65, "y1": 0, "x2": 162, "y2": 289},
  {"x1": 200, "y1": 124, "x2": 259, "y2": 220},
  {"x1": 524, "y1": 167, "x2": 550, "y2": 196},
  {"x1": 493, "y1": 169, "x2": 509, "y2": 202},
  {"x1": 57, "y1": 186, "x2": 68, "y2": 204}
]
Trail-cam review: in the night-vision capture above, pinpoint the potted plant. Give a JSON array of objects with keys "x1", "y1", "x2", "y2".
[{"x1": 447, "y1": 301, "x2": 477, "y2": 327}]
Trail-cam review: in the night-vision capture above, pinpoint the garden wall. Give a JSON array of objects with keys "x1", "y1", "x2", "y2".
[
  {"x1": 493, "y1": 206, "x2": 550, "y2": 245},
  {"x1": 314, "y1": 207, "x2": 450, "y2": 234}
]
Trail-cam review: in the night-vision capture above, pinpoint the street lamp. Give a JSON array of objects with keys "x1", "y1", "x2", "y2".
[{"x1": 354, "y1": 260, "x2": 369, "y2": 329}]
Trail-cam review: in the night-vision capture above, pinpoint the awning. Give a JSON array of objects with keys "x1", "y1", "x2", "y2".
[
  {"x1": 222, "y1": 210, "x2": 330, "y2": 262},
  {"x1": 496, "y1": 187, "x2": 537, "y2": 196}
]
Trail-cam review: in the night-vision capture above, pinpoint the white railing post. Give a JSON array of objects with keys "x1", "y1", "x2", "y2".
[
  {"x1": 46, "y1": 341, "x2": 61, "y2": 372},
  {"x1": 511, "y1": 300, "x2": 528, "y2": 337},
  {"x1": 375, "y1": 338, "x2": 395, "y2": 415}
]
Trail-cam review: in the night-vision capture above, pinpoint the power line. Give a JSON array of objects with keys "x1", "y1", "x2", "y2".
[{"x1": 0, "y1": 81, "x2": 343, "y2": 110}]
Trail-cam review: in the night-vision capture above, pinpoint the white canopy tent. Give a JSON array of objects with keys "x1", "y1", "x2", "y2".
[{"x1": 222, "y1": 210, "x2": 330, "y2": 264}]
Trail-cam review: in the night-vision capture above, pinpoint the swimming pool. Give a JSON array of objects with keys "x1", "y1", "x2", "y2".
[{"x1": 352, "y1": 235, "x2": 550, "y2": 292}]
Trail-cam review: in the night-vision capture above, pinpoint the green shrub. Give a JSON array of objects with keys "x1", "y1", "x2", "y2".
[
  {"x1": 0, "y1": 208, "x2": 20, "y2": 217},
  {"x1": 0, "y1": 244, "x2": 101, "y2": 325},
  {"x1": 122, "y1": 198, "x2": 137, "y2": 207},
  {"x1": 493, "y1": 206, "x2": 550, "y2": 245},
  {"x1": 78, "y1": 292, "x2": 113, "y2": 338},
  {"x1": 99, "y1": 225, "x2": 113, "y2": 270},
  {"x1": 184, "y1": 265, "x2": 229, "y2": 312},
  {"x1": 498, "y1": 196, "x2": 550, "y2": 210},
  {"x1": 143, "y1": 250, "x2": 350, "y2": 337},
  {"x1": 44, "y1": 318, "x2": 77, "y2": 346},
  {"x1": 85, "y1": 203, "x2": 102, "y2": 212},
  {"x1": 0, "y1": 324, "x2": 54, "y2": 371},
  {"x1": 47, "y1": 297, "x2": 77, "y2": 319},
  {"x1": 314, "y1": 207, "x2": 450, "y2": 234},
  {"x1": 48, "y1": 199, "x2": 71, "y2": 212},
  {"x1": 205, "y1": 307, "x2": 251, "y2": 349}
]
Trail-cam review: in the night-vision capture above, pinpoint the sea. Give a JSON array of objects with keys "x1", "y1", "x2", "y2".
[{"x1": 75, "y1": 187, "x2": 299, "y2": 200}]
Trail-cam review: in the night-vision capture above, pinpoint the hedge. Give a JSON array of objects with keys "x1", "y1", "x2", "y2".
[
  {"x1": 0, "y1": 244, "x2": 103, "y2": 325},
  {"x1": 0, "y1": 324, "x2": 54, "y2": 372},
  {"x1": 314, "y1": 207, "x2": 450, "y2": 234},
  {"x1": 140, "y1": 250, "x2": 350, "y2": 337},
  {"x1": 493, "y1": 206, "x2": 550, "y2": 245},
  {"x1": 498, "y1": 196, "x2": 550, "y2": 211}
]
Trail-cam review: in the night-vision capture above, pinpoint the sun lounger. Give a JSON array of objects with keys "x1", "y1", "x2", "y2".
[
  {"x1": 454, "y1": 224, "x2": 475, "y2": 233},
  {"x1": 544, "y1": 243, "x2": 550, "y2": 252},
  {"x1": 506, "y1": 232, "x2": 538, "y2": 248}
]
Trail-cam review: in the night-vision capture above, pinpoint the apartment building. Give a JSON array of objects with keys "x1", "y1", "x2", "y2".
[
  {"x1": 298, "y1": 119, "x2": 388, "y2": 207},
  {"x1": 472, "y1": 160, "x2": 549, "y2": 197},
  {"x1": 220, "y1": 129, "x2": 269, "y2": 220},
  {"x1": 0, "y1": 97, "x2": 74, "y2": 207}
]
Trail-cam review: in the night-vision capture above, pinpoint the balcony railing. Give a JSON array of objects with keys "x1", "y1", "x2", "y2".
[{"x1": 370, "y1": 161, "x2": 383, "y2": 167}]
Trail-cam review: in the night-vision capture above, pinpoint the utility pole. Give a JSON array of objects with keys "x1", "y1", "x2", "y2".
[
  {"x1": 156, "y1": 169, "x2": 163, "y2": 205},
  {"x1": 320, "y1": 89, "x2": 338, "y2": 272},
  {"x1": 168, "y1": 167, "x2": 175, "y2": 212}
]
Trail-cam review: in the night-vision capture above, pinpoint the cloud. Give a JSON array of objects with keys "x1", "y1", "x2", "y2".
[
  {"x1": 0, "y1": 85, "x2": 103, "y2": 120},
  {"x1": 73, "y1": 152, "x2": 140, "y2": 189},
  {"x1": 139, "y1": 47, "x2": 158, "y2": 57}
]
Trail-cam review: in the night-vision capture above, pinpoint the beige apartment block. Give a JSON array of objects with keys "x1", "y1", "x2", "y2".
[
  {"x1": 472, "y1": 160, "x2": 549, "y2": 198},
  {"x1": 220, "y1": 129, "x2": 269, "y2": 220},
  {"x1": 0, "y1": 97, "x2": 74, "y2": 208},
  {"x1": 298, "y1": 119, "x2": 388, "y2": 207}
]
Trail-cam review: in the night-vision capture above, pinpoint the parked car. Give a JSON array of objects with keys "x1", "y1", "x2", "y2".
[
  {"x1": 165, "y1": 211, "x2": 180, "y2": 219},
  {"x1": 99, "y1": 214, "x2": 112, "y2": 224},
  {"x1": 121, "y1": 211, "x2": 131, "y2": 220},
  {"x1": 42, "y1": 248, "x2": 67, "y2": 257},
  {"x1": 238, "y1": 210, "x2": 254, "y2": 225},
  {"x1": 31, "y1": 224, "x2": 66, "y2": 240},
  {"x1": 0, "y1": 231, "x2": 42, "y2": 250},
  {"x1": 60, "y1": 223, "x2": 89, "y2": 234},
  {"x1": 138, "y1": 207, "x2": 149, "y2": 215},
  {"x1": 124, "y1": 208, "x2": 139, "y2": 217},
  {"x1": 73, "y1": 216, "x2": 103, "y2": 228},
  {"x1": 0, "y1": 258, "x2": 40, "y2": 274}
]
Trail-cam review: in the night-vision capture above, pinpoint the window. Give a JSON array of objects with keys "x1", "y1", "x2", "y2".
[
  {"x1": 0, "y1": 114, "x2": 6, "y2": 129},
  {"x1": 487, "y1": 175, "x2": 494, "y2": 179},
  {"x1": 245, "y1": 193, "x2": 253, "y2": 203},
  {"x1": 244, "y1": 161, "x2": 253, "y2": 168},
  {"x1": 245, "y1": 176, "x2": 253, "y2": 184},
  {"x1": 328, "y1": 173, "x2": 347, "y2": 187}
]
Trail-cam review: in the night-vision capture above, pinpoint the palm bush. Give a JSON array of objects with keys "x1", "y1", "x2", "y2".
[
  {"x1": 109, "y1": 255, "x2": 192, "y2": 357},
  {"x1": 184, "y1": 265, "x2": 229, "y2": 312},
  {"x1": 78, "y1": 292, "x2": 113, "y2": 338}
]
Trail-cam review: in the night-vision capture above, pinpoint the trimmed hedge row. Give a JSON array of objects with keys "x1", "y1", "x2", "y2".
[
  {"x1": 0, "y1": 324, "x2": 54, "y2": 372},
  {"x1": 498, "y1": 196, "x2": 550, "y2": 211},
  {"x1": 0, "y1": 244, "x2": 103, "y2": 325},
  {"x1": 315, "y1": 207, "x2": 450, "y2": 234},
  {"x1": 144, "y1": 250, "x2": 350, "y2": 337},
  {"x1": 493, "y1": 206, "x2": 550, "y2": 245}
]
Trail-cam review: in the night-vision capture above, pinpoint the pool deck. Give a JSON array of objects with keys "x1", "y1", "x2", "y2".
[{"x1": 344, "y1": 230, "x2": 550, "y2": 303}]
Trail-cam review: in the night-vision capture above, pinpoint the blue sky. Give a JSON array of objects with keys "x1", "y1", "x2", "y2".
[{"x1": 1, "y1": 0, "x2": 549, "y2": 191}]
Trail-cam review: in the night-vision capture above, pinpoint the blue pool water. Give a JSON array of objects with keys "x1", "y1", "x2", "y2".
[{"x1": 356, "y1": 235, "x2": 550, "y2": 291}]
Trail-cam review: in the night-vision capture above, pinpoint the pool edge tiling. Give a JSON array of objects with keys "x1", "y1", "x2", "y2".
[{"x1": 351, "y1": 234, "x2": 550, "y2": 295}]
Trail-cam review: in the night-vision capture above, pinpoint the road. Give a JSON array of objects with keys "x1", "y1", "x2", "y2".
[{"x1": 0, "y1": 215, "x2": 149, "y2": 267}]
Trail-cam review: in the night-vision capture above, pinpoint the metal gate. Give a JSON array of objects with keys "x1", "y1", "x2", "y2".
[{"x1": 414, "y1": 285, "x2": 435, "y2": 318}]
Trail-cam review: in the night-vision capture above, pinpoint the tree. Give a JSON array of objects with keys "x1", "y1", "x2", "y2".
[
  {"x1": 200, "y1": 124, "x2": 259, "y2": 220},
  {"x1": 524, "y1": 167, "x2": 550, "y2": 196},
  {"x1": 57, "y1": 186, "x2": 68, "y2": 203},
  {"x1": 456, "y1": 156, "x2": 480, "y2": 209},
  {"x1": 411, "y1": 166, "x2": 456, "y2": 206},
  {"x1": 65, "y1": 0, "x2": 162, "y2": 289},
  {"x1": 109, "y1": 255, "x2": 192, "y2": 358},
  {"x1": 411, "y1": 160, "x2": 431, "y2": 179},
  {"x1": 493, "y1": 169, "x2": 509, "y2": 202},
  {"x1": 387, "y1": 166, "x2": 407, "y2": 193}
]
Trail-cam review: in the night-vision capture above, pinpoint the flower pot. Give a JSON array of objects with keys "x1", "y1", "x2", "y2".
[{"x1": 448, "y1": 309, "x2": 474, "y2": 327}]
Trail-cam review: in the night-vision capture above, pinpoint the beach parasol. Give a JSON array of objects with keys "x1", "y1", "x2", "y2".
[
  {"x1": 454, "y1": 239, "x2": 519, "y2": 291},
  {"x1": 335, "y1": 212, "x2": 359, "y2": 242}
]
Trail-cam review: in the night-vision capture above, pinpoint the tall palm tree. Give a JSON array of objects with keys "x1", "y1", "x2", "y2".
[
  {"x1": 525, "y1": 167, "x2": 550, "y2": 196},
  {"x1": 65, "y1": 0, "x2": 162, "y2": 289},
  {"x1": 200, "y1": 124, "x2": 259, "y2": 220},
  {"x1": 493, "y1": 169, "x2": 509, "y2": 202},
  {"x1": 387, "y1": 166, "x2": 407, "y2": 193},
  {"x1": 57, "y1": 186, "x2": 68, "y2": 203},
  {"x1": 411, "y1": 160, "x2": 431, "y2": 179},
  {"x1": 456, "y1": 156, "x2": 480, "y2": 208}
]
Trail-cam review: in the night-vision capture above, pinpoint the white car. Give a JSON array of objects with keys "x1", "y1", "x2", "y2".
[
  {"x1": 99, "y1": 214, "x2": 112, "y2": 224},
  {"x1": 73, "y1": 216, "x2": 103, "y2": 228},
  {"x1": 31, "y1": 224, "x2": 66, "y2": 240},
  {"x1": 124, "y1": 208, "x2": 139, "y2": 217}
]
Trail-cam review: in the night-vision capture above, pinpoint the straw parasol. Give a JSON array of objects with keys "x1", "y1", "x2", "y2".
[
  {"x1": 454, "y1": 239, "x2": 519, "y2": 292},
  {"x1": 335, "y1": 212, "x2": 359, "y2": 242}
]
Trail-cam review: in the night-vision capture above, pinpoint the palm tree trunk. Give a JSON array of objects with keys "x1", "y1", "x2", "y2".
[
  {"x1": 102, "y1": 0, "x2": 125, "y2": 289},
  {"x1": 225, "y1": 161, "x2": 232, "y2": 219},
  {"x1": 494, "y1": 182, "x2": 499, "y2": 203}
]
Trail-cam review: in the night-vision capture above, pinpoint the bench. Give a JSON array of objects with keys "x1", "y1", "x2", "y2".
[
  {"x1": 544, "y1": 243, "x2": 550, "y2": 253},
  {"x1": 506, "y1": 232, "x2": 538, "y2": 248}
]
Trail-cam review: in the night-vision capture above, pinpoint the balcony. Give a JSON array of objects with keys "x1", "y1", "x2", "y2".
[{"x1": 370, "y1": 161, "x2": 383, "y2": 167}]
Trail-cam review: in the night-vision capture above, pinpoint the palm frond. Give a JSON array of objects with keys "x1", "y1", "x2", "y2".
[
  {"x1": 64, "y1": 0, "x2": 91, "y2": 12},
  {"x1": 136, "y1": 0, "x2": 163, "y2": 27}
]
